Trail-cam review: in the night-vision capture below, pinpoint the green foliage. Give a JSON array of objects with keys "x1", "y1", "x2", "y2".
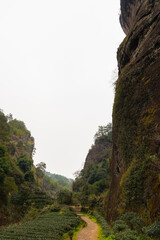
[
  {"x1": 56, "y1": 189, "x2": 72, "y2": 205},
  {"x1": 0, "y1": 212, "x2": 81, "y2": 240},
  {"x1": 115, "y1": 230, "x2": 139, "y2": 240},
  {"x1": 3, "y1": 178, "x2": 18, "y2": 193},
  {"x1": 45, "y1": 172, "x2": 73, "y2": 190},
  {"x1": 143, "y1": 221, "x2": 160, "y2": 238},
  {"x1": 0, "y1": 144, "x2": 13, "y2": 207},
  {"x1": 73, "y1": 158, "x2": 110, "y2": 194},
  {"x1": 9, "y1": 160, "x2": 24, "y2": 185},
  {"x1": 0, "y1": 178, "x2": 18, "y2": 207},
  {"x1": 24, "y1": 171, "x2": 34, "y2": 182},
  {"x1": 110, "y1": 214, "x2": 154, "y2": 240},
  {"x1": 10, "y1": 187, "x2": 54, "y2": 219},
  {"x1": 137, "y1": 235, "x2": 152, "y2": 240},
  {"x1": 50, "y1": 204, "x2": 61, "y2": 212},
  {"x1": 112, "y1": 220, "x2": 129, "y2": 233},
  {"x1": 94, "y1": 123, "x2": 112, "y2": 143},
  {"x1": 36, "y1": 162, "x2": 46, "y2": 174},
  {"x1": 73, "y1": 159, "x2": 110, "y2": 211},
  {"x1": 17, "y1": 155, "x2": 33, "y2": 173},
  {"x1": 9, "y1": 119, "x2": 31, "y2": 136},
  {"x1": 91, "y1": 212, "x2": 112, "y2": 237},
  {"x1": 0, "y1": 111, "x2": 54, "y2": 226},
  {"x1": 0, "y1": 144, "x2": 11, "y2": 183},
  {"x1": 121, "y1": 157, "x2": 150, "y2": 208},
  {"x1": 10, "y1": 188, "x2": 30, "y2": 209},
  {"x1": 0, "y1": 111, "x2": 10, "y2": 142},
  {"x1": 120, "y1": 212, "x2": 144, "y2": 232},
  {"x1": 73, "y1": 123, "x2": 111, "y2": 212},
  {"x1": 7, "y1": 143, "x2": 16, "y2": 155},
  {"x1": 106, "y1": 235, "x2": 116, "y2": 240},
  {"x1": 73, "y1": 191, "x2": 89, "y2": 207},
  {"x1": 30, "y1": 189, "x2": 54, "y2": 209}
]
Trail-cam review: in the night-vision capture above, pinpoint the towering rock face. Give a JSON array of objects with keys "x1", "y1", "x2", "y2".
[{"x1": 105, "y1": 0, "x2": 160, "y2": 223}]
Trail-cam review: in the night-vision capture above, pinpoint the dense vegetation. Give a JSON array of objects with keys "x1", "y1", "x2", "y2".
[
  {"x1": 0, "y1": 110, "x2": 55, "y2": 225},
  {"x1": 73, "y1": 123, "x2": 112, "y2": 212},
  {"x1": 0, "y1": 212, "x2": 81, "y2": 240},
  {"x1": 0, "y1": 110, "x2": 76, "y2": 228},
  {"x1": 92, "y1": 211, "x2": 160, "y2": 240}
]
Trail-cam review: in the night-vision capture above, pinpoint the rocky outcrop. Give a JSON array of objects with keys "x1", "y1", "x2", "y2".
[
  {"x1": 84, "y1": 137, "x2": 112, "y2": 169},
  {"x1": 105, "y1": 0, "x2": 160, "y2": 223}
]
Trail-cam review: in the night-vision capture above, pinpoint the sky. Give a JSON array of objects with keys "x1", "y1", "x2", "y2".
[{"x1": 0, "y1": 0, "x2": 125, "y2": 179}]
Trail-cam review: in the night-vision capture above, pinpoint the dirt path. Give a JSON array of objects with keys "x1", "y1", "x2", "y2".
[{"x1": 76, "y1": 214, "x2": 99, "y2": 240}]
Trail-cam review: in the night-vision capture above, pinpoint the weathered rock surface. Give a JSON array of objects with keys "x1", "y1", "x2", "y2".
[
  {"x1": 105, "y1": 0, "x2": 160, "y2": 223},
  {"x1": 84, "y1": 137, "x2": 112, "y2": 169}
]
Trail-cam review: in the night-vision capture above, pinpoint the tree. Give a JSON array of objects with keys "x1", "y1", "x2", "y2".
[
  {"x1": 0, "y1": 112, "x2": 10, "y2": 142},
  {"x1": 24, "y1": 171, "x2": 35, "y2": 182},
  {"x1": 56, "y1": 189, "x2": 72, "y2": 205},
  {"x1": 73, "y1": 170, "x2": 81, "y2": 179},
  {"x1": 36, "y1": 162, "x2": 46, "y2": 178},
  {"x1": 36, "y1": 162, "x2": 46, "y2": 173},
  {"x1": 94, "y1": 123, "x2": 112, "y2": 142},
  {"x1": 17, "y1": 155, "x2": 33, "y2": 173},
  {"x1": 6, "y1": 113, "x2": 13, "y2": 122}
]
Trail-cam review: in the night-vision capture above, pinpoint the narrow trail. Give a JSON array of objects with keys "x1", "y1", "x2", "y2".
[{"x1": 76, "y1": 214, "x2": 99, "y2": 240}]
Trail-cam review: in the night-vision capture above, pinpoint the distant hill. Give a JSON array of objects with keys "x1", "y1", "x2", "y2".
[{"x1": 45, "y1": 172, "x2": 73, "y2": 191}]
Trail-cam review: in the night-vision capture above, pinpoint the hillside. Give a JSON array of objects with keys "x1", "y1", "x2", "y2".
[
  {"x1": 0, "y1": 111, "x2": 53, "y2": 226},
  {"x1": 105, "y1": 0, "x2": 160, "y2": 223},
  {"x1": 45, "y1": 172, "x2": 73, "y2": 191},
  {"x1": 73, "y1": 124, "x2": 112, "y2": 212}
]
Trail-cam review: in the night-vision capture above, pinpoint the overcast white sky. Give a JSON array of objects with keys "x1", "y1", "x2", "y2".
[{"x1": 0, "y1": 0, "x2": 125, "y2": 178}]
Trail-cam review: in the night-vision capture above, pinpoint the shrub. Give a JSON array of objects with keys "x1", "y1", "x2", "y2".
[
  {"x1": 24, "y1": 171, "x2": 34, "y2": 182},
  {"x1": 143, "y1": 221, "x2": 160, "y2": 238},
  {"x1": 91, "y1": 212, "x2": 112, "y2": 237},
  {"x1": 120, "y1": 212, "x2": 144, "y2": 232},
  {"x1": 81, "y1": 206, "x2": 89, "y2": 213},
  {"x1": 137, "y1": 235, "x2": 152, "y2": 240},
  {"x1": 112, "y1": 220, "x2": 129, "y2": 233},
  {"x1": 17, "y1": 155, "x2": 33, "y2": 173},
  {"x1": 106, "y1": 235, "x2": 116, "y2": 240},
  {"x1": 50, "y1": 205, "x2": 61, "y2": 212},
  {"x1": 115, "y1": 229, "x2": 138, "y2": 240},
  {"x1": 56, "y1": 189, "x2": 72, "y2": 205},
  {"x1": 0, "y1": 212, "x2": 81, "y2": 240},
  {"x1": 0, "y1": 145, "x2": 11, "y2": 184}
]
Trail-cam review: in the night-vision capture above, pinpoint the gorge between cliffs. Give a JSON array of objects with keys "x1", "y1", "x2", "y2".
[{"x1": 0, "y1": 0, "x2": 160, "y2": 239}]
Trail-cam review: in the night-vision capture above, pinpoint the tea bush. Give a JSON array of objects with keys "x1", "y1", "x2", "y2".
[
  {"x1": 143, "y1": 221, "x2": 160, "y2": 238},
  {"x1": 91, "y1": 212, "x2": 112, "y2": 237},
  {"x1": 120, "y1": 212, "x2": 144, "y2": 232},
  {"x1": 0, "y1": 212, "x2": 80, "y2": 240},
  {"x1": 112, "y1": 220, "x2": 129, "y2": 233}
]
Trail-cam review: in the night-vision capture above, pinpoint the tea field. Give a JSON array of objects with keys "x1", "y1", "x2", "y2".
[{"x1": 0, "y1": 212, "x2": 80, "y2": 240}]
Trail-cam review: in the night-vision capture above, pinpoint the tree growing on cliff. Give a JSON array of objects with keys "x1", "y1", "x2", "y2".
[
  {"x1": 36, "y1": 162, "x2": 46, "y2": 178},
  {"x1": 94, "y1": 123, "x2": 112, "y2": 142}
]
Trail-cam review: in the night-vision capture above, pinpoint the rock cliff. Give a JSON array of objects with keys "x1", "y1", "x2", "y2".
[
  {"x1": 105, "y1": 0, "x2": 160, "y2": 223},
  {"x1": 73, "y1": 125, "x2": 112, "y2": 212}
]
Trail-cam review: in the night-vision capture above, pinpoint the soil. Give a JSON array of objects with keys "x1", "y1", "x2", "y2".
[{"x1": 76, "y1": 214, "x2": 99, "y2": 240}]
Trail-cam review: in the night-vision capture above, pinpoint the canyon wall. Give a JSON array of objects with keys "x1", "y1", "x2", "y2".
[{"x1": 105, "y1": 0, "x2": 160, "y2": 223}]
